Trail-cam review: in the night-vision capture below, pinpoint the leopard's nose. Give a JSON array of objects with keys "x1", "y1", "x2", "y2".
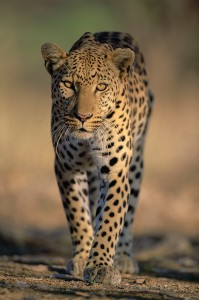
[{"x1": 74, "y1": 112, "x2": 93, "y2": 123}]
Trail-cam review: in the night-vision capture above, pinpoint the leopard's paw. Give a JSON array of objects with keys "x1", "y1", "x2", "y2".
[
  {"x1": 84, "y1": 266, "x2": 121, "y2": 285},
  {"x1": 114, "y1": 255, "x2": 139, "y2": 274},
  {"x1": 66, "y1": 255, "x2": 88, "y2": 278}
]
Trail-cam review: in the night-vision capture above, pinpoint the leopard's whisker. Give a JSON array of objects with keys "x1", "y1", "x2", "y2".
[
  {"x1": 55, "y1": 126, "x2": 67, "y2": 161},
  {"x1": 52, "y1": 123, "x2": 66, "y2": 145}
]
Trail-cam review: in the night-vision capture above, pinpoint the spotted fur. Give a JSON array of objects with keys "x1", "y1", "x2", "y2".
[{"x1": 41, "y1": 32, "x2": 154, "y2": 284}]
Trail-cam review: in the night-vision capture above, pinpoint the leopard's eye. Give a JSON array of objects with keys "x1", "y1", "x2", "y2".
[
  {"x1": 96, "y1": 83, "x2": 108, "y2": 92},
  {"x1": 63, "y1": 80, "x2": 73, "y2": 89}
]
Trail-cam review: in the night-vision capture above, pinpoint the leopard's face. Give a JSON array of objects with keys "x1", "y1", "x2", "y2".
[
  {"x1": 41, "y1": 41, "x2": 134, "y2": 140},
  {"x1": 51, "y1": 48, "x2": 122, "y2": 139}
]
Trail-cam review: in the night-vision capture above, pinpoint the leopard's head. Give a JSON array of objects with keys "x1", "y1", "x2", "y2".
[{"x1": 41, "y1": 33, "x2": 134, "y2": 140}]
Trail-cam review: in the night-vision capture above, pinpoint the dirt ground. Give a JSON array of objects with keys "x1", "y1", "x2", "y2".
[
  {"x1": 1, "y1": 125, "x2": 198, "y2": 299},
  {"x1": 0, "y1": 174, "x2": 199, "y2": 299},
  {"x1": 0, "y1": 229, "x2": 198, "y2": 299}
]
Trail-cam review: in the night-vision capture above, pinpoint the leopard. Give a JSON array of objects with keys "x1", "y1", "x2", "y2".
[{"x1": 41, "y1": 31, "x2": 154, "y2": 285}]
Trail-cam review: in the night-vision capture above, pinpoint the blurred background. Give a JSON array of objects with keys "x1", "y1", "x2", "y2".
[{"x1": 1, "y1": 0, "x2": 199, "y2": 255}]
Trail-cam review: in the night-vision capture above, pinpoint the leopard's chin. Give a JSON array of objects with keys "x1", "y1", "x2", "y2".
[{"x1": 71, "y1": 129, "x2": 94, "y2": 140}]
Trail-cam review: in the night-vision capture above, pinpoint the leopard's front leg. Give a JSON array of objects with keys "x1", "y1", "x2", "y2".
[
  {"x1": 84, "y1": 161, "x2": 131, "y2": 285},
  {"x1": 55, "y1": 159, "x2": 93, "y2": 277}
]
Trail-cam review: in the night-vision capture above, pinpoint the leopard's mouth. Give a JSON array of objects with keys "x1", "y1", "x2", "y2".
[
  {"x1": 79, "y1": 128, "x2": 88, "y2": 132},
  {"x1": 77, "y1": 123, "x2": 96, "y2": 133},
  {"x1": 69, "y1": 126, "x2": 94, "y2": 140}
]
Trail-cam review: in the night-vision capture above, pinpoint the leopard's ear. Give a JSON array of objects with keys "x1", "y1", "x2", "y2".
[
  {"x1": 112, "y1": 48, "x2": 135, "y2": 79},
  {"x1": 41, "y1": 43, "x2": 67, "y2": 74}
]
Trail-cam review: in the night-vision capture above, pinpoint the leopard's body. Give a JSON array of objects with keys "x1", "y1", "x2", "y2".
[{"x1": 41, "y1": 32, "x2": 154, "y2": 285}]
